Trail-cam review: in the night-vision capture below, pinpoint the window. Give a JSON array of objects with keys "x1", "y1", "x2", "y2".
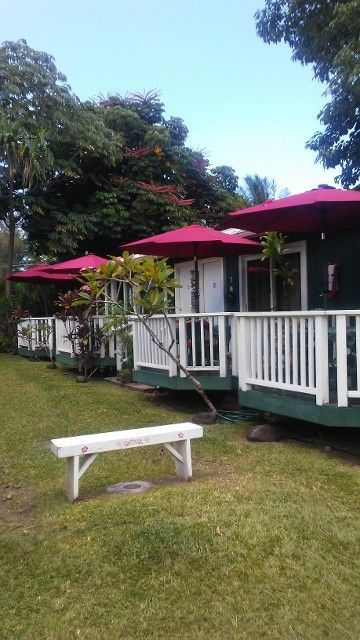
[
  {"x1": 240, "y1": 241, "x2": 307, "y2": 311},
  {"x1": 246, "y1": 258, "x2": 271, "y2": 311}
]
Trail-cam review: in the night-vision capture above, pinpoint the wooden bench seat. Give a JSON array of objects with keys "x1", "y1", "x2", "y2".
[{"x1": 49, "y1": 422, "x2": 203, "y2": 501}]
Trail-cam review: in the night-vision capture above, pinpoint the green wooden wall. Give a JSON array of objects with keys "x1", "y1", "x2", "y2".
[
  {"x1": 306, "y1": 230, "x2": 360, "y2": 310},
  {"x1": 181, "y1": 230, "x2": 360, "y2": 312},
  {"x1": 224, "y1": 256, "x2": 240, "y2": 312},
  {"x1": 224, "y1": 230, "x2": 360, "y2": 313}
]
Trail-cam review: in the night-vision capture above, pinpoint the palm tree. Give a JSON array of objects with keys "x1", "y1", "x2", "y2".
[
  {"x1": 0, "y1": 121, "x2": 53, "y2": 295},
  {"x1": 240, "y1": 174, "x2": 278, "y2": 206},
  {"x1": 240, "y1": 176, "x2": 292, "y2": 310}
]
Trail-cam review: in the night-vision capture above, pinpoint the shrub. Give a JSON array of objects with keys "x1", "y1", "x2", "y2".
[{"x1": 0, "y1": 280, "x2": 58, "y2": 353}]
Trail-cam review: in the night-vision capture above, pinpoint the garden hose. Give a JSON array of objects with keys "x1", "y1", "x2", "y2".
[{"x1": 216, "y1": 409, "x2": 260, "y2": 423}]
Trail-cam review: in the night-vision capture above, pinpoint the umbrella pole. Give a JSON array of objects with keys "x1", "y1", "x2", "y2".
[
  {"x1": 321, "y1": 233, "x2": 327, "y2": 310},
  {"x1": 193, "y1": 255, "x2": 200, "y2": 314}
]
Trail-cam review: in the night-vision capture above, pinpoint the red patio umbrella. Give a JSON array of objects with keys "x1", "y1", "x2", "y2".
[
  {"x1": 44, "y1": 253, "x2": 108, "y2": 275},
  {"x1": 121, "y1": 224, "x2": 260, "y2": 312},
  {"x1": 121, "y1": 224, "x2": 259, "y2": 258},
  {"x1": 7, "y1": 264, "x2": 74, "y2": 284},
  {"x1": 224, "y1": 186, "x2": 360, "y2": 234}
]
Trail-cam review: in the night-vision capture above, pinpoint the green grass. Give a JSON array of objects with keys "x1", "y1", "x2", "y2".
[{"x1": 1, "y1": 354, "x2": 360, "y2": 639}]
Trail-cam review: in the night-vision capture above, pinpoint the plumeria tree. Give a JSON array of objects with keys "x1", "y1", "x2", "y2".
[{"x1": 74, "y1": 253, "x2": 217, "y2": 412}]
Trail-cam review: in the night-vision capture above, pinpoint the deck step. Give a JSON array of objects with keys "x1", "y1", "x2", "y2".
[
  {"x1": 125, "y1": 382, "x2": 157, "y2": 392},
  {"x1": 104, "y1": 377, "x2": 156, "y2": 392}
]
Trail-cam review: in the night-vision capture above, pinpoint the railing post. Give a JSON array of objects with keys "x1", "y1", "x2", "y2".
[
  {"x1": 336, "y1": 314, "x2": 348, "y2": 407},
  {"x1": 178, "y1": 317, "x2": 187, "y2": 378},
  {"x1": 50, "y1": 318, "x2": 55, "y2": 357},
  {"x1": 108, "y1": 332, "x2": 115, "y2": 359},
  {"x1": 132, "y1": 321, "x2": 139, "y2": 371},
  {"x1": 55, "y1": 318, "x2": 59, "y2": 356},
  {"x1": 218, "y1": 315, "x2": 227, "y2": 378},
  {"x1": 356, "y1": 316, "x2": 360, "y2": 394},
  {"x1": 115, "y1": 323, "x2": 124, "y2": 372},
  {"x1": 315, "y1": 315, "x2": 329, "y2": 405},
  {"x1": 237, "y1": 316, "x2": 251, "y2": 391},
  {"x1": 116, "y1": 347, "x2": 123, "y2": 372},
  {"x1": 30, "y1": 319, "x2": 35, "y2": 353},
  {"x1": 168, "y1": 317, "x2": 178, "y2": 377},
  {"x1": 230, "y1": 315, "x2": 237, "y2": 377},
  {"x1": 98, "y1": 317, "x2": 106, "y2": 359}
]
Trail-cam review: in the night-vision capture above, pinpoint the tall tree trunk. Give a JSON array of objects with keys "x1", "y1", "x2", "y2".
[{"x1": 5, "y1": 175, "x2": 15, "y2": 297}]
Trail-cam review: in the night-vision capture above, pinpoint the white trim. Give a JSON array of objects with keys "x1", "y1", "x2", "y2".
[
  {"x1": 174, "y1": 261, "x2": 192, "y2": 313},
  {"x1": 239, "y1": 240, "x2": 308, "y2": 311}
]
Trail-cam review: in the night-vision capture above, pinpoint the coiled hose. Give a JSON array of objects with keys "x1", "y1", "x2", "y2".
[{"x1": 216, "y1": 409, "x2": 260, "y2": 423}]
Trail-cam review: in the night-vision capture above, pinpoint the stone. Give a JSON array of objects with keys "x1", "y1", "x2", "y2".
[
  {"x1": 75, "y1": 375, "x2": 87, "y2": 383},
  {"x1": 107, "y1": 480, "x2": 154, "y2": 494},
  {"x1": 192, "y1": 411, "x2": 217, "y2": 425},
  {"x1": 246, "y1": 423, "x2": 282, "y2": 442}
]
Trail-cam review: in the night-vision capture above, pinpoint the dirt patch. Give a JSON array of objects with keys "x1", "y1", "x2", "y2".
[
  {"x1": 145, "y1": 389, "x2": 216, "y2": 414},
  {"x1": 0, "y1": 482, "x2": 37, "y2": 529},
  {"x1": 279, "y1": 421, "x2": 360, "y2": 466}
]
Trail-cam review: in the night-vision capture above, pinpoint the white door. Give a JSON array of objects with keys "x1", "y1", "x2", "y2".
[
  {"x1": 201, "y1": 259, "x2": 224, "y2": 312},
  {"x1": 176, "y1": 263, "x2": 193, "y2": 313}
]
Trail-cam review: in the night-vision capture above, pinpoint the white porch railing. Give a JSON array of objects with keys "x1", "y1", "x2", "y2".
[
  {"x1": 176, "y1": 314, "x2": 228, "y2": 377},
  {"x1": 21, "y1": 309, "x2": 360, "y2": 410},
  {"x1": 133, "y1": 316, "x2": 173, "y2": 373},
  {"x1": 131, "y1": 311, "x2": 334, "y2": 405},
  {"x1": 18, "y1": 317, "x2": 55, "y2": 354},
  {"x1": 55, "y1": 318, "x2": 75, "y2": 355},
  {"x1": 235, "y1": 311, "x2": 329, "y2": 406},
  {"x1": 54, "y1": 316, "x2": 117, "y2": 360},
  {"x1": 332, "y1": 311, "x2": 360, "y2": 407},
  {"x1": 132, "y1": 313, "x2": 231, "y2": 378}
]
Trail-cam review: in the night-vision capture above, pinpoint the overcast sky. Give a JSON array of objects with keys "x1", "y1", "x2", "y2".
[{"x1": 2, "y1": 0, "x2": 338, "y2": 194}]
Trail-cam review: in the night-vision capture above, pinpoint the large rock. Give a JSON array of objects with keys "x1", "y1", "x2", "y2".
[{"x1": 246, "y1": 423, "x2": 282, "y2": 442}]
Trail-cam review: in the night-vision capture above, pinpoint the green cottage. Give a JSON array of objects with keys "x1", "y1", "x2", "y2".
[
  {"x1": 131, "y1": 187, "x2": 360, "y2": 427},
  {"x1": 18, "y1": 187, "x2": 360, "y2": 428}
]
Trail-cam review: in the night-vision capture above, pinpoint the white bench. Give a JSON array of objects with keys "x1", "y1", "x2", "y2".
[{"x1": 49, "y1": 422, "x2": 203, "y2": 501}]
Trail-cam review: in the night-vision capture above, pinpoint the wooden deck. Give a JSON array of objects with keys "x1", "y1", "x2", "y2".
[{"x1": 19, "y1": 310, "x2": 360, "y2": 426}]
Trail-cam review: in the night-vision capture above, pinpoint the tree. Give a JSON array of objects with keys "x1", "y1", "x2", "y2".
[
  {"x1": 0, "y1": 39, "x2": 121, "y2": 294},
  {"x1": 0, "y1": 222, "x2": 27, "y2": 275},
  {"x1": 211, "y1": 165, "x2": 239, "y2": 193},
  {"x1": 239, "y1": 174, "x2": 277, "y2": 205},
  {"x1": 0, "y1": 119, "x2": 54, "y2": 294},
  {"x1": 255, "y1": 1, "x2": 360, "y2": 187},
  {"x1": 26, "y1": 90, "x2": 243, "y2": 257},
  {"x1": 261, "y1": 232, "x2": 296, "y2": 310},
  {"x1": 73, "y1": 253, "x2": 216, "y2": 412}
]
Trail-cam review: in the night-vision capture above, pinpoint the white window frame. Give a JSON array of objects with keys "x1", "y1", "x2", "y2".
[{"x1": 239, "y1": 240, "x2": 308, "y2": 311}]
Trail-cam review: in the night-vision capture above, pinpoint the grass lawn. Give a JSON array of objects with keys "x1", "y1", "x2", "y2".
[{"x1": 1, "y1": 354, "x2": 360, "y2": 639}]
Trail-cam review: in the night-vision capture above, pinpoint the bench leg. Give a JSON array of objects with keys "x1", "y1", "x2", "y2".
[
  {"x1": 66, "y1": 456, "x2": 79, "y2": 501},
  {"x1": 173, "y1": 439, "x2": 192, "y2": 479}
]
